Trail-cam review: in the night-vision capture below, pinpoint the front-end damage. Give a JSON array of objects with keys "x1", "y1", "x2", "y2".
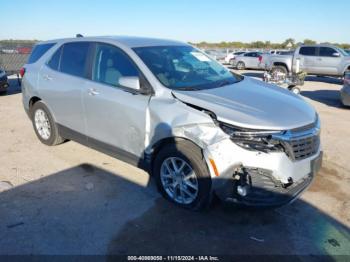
[{"x1": 145, "y1": 95, "x2": 322, "y2": 207}]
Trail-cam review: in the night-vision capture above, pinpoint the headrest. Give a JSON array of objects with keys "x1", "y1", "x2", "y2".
[{"x1": 107, "y1": 59, "x2": 114, "y2": 67}]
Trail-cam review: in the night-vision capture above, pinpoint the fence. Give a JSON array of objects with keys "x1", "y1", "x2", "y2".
[{"x1": 0, "y1": 54, "x2": 29, "y2": 75}]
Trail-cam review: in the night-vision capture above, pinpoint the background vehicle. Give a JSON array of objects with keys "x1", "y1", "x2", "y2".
[
  {"x1": 263, "y1": 44, "x2": 350, "y2": 77},
  {"x1": 341, "y1": 71, "x2": 350, "y2": 106},
  {"x1": 224, "y1": 51, "x2": 246, "y2": 64},
  {"x1": 269, "y1": 49, "x2": 290, "y2": 55},
  {"x1": 231, "y1": 51, "x2": 263, "y2": 70},
  {"x1": 345, "y1": 49, "x2": 350, "y2": 55},
  {"x1": 22, "y1": 36, "x2": 322, "y2": 210},
  {"x1": 203, "y1": 49, "x2": 226, "y2": 62},
  {"x1": 0, "y1": 69, "x2": 9, "y2": 93}
]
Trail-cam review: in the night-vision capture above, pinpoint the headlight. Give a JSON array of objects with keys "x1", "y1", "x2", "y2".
[{"x1": 219, "y1": 122, "x2": 285, "y2": 153}]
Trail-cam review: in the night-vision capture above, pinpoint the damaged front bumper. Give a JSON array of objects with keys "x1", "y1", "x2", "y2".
[{"x1": 205, "y1": 138, "x2": 323, "y2": 207}]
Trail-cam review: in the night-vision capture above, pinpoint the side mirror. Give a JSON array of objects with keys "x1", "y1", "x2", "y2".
[
  {"x1": 332, "y1": 52, "x2": 340, "y2": 57},
  {"x1": 118, "y1": 76, "x2": 140, "y2": 91}
]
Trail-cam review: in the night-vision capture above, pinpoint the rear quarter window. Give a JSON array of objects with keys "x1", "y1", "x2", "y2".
[{"x1": 27, "y1": 43, "x2": 55, "y2": 64}]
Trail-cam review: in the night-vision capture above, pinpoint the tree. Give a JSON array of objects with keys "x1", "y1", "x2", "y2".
[
  {"x1": 282, "y1": 38, "x2": 296, "y2": 48},
  {"x1": 303, "y1": 39, "x2": 317, "y2": 45}
]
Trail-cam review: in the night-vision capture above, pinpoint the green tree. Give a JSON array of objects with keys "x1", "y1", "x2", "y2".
[{"x1": 303, "y1": 39, "x2": 317, "y2": 45}]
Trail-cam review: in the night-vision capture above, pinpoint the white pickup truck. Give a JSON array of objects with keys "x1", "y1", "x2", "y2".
[{"x1": 262, "y1": 44, "x2": 350, "y2": 77}]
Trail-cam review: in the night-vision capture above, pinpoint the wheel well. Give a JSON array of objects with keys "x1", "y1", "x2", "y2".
[
  {"x1": 273, "y1": 62, "x2": 289, "y2": 71},
  {"x1": 29, "y1": 96, "x2": 41, "y2": 109},
  {"x1": 149, "y1": 137, "x2": 203, "y2": 173}
]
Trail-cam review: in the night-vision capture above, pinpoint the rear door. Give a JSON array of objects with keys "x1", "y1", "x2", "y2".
[
  {"x1": 315, "y1": 47, "x2": 342, "y2": 75},
  {"x1": 38, "y1": 42, "x2": 91, "y2": 133},
  {"x1": 296, "y1": 46, "x2": 318, "y2": 73},
  {"x1": 82, "y1": 42, "x2": 151, "y2": 162}
]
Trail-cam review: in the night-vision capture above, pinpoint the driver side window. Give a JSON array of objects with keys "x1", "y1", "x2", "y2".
[{"x1": 92, "y1": 43, "x2": 139, "y2": 87}]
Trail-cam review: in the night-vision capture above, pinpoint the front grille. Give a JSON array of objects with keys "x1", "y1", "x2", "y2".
[{"x1": 288, "y1": 135, "x2": 320, "y2": 160}]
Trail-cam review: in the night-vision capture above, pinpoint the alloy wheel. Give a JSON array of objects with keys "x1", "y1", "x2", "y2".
[
  {"x1": 160, "y1": 157, "x2": 199, "y2": 204},
  {"x1": 34, "y1": 109, "x2": 51, "y2": 140}
]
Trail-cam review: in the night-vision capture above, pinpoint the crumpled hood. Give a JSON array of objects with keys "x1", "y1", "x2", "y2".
[{"x1": 172, "y1": 77, "x2": 316, "y2": 130}]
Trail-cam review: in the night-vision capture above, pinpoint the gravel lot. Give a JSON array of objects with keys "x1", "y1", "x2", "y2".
[{"x1": 0, "y1": 72, "x2": 349, "y2": 257}]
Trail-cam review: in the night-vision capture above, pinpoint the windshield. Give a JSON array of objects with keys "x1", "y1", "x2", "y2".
[
  {"x1": 337, "y1": 47, "x2": 349, "y2": 56},
  {"x1": 133, "y1": 45, "x2": 243, "y2": 90}
]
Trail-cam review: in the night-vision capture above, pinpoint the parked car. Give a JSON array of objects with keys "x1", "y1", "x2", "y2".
[
  {"x1": 341, "y1": 71, "x2": 350, "y2": 106},
  {"x1": 0, "y1": 69, "x2": 9, "y2": 93},
  {"x1": 22, "y1": 36, "x2": 322, "y2": 209},
  {"x1": 231, "y1": 51, "x2": 263, "y2": 70},
  {"x1": 269, "y1": 50, "x2": 288, "y2": 55},
  {"x1": 224, "y1": 51, "x2": 246, "y2": 64},
  {"x1": 262, "y1": 44, "x2": 350, "y2": 77},
  {"x1": 203, "y1": 49, "x2": 226, "y2": 62}
]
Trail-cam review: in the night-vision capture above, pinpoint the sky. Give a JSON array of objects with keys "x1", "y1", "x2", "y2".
[{"x1": 1, "y1": 0, "x2": 349, "y2": 43}]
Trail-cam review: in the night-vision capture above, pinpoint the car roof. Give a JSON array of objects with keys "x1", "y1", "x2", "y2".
[{"x1": 37, "y1": 35, "x2": 188, "y2": 48}]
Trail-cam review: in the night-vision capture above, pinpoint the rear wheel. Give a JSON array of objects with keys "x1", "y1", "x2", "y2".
[
  {"x1": 31, "y1": 101, "x2": 65, "y2": 146},
  {"x1": 153, "y1": 141, "x2": 212, "y2": 210},
  {"x1": 236, "y1": 61, "x2": 245, "y2": 70},
  {"x1": 271, "y1": 65, "x2": 288, "y2": 77}
]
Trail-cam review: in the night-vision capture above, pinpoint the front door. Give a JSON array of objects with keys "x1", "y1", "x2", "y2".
[
  {"x1": 315, "y1": 47, "x2": 343, "y2": 75},
  {"x1": 83, "y1": 43, "x2": 151, "y2": 162}
]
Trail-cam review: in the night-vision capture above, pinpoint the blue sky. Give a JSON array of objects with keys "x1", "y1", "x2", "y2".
[{"x1": 1, "y1": 0, "x2": 349, "y2": 43}]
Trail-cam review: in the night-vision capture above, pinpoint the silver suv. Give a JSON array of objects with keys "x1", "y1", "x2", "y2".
[{"x1": 22, "y1": 36, "x2": 322, "y2": 209}]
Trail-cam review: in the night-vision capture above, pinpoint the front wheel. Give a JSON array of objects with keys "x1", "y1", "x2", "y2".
[{"x1": 153, "y1": 141, "x2": 212, "y2": 210}]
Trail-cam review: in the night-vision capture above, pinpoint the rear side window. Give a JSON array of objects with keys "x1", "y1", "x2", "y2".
[
  {"x1": 27, "y1": 43, "x2": 55, "y2": 64},
  {"x1": 60, "y1": 42, "x2": 90, "y2": 77},
  {"x1": 299, "y1": 47, "x2": 316, "y2": 56}
]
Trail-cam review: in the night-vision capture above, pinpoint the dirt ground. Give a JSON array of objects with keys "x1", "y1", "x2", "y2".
[{"x1": 0, "y1": 72, "x2": 349, "y2": 257}]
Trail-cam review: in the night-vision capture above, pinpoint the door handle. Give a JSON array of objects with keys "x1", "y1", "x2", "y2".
[
  {"x1": 88, "y1": 88, "x2": 99, "y2": 96},
  {"x1": 43, "y1": 74, "x2": 53, "y2": 81}
]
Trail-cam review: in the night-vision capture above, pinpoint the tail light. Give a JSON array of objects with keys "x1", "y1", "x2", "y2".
[
  {"x1": 19, "y1": 67, "x2": 26, "y2": 77},
  {"x1": 258, "y1": 56, "x2": 263, "y2": 62}
]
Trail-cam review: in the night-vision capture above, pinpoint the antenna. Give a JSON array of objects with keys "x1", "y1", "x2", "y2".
[{"x1": 76, "y1": 34, "x2": 83, "y2": 38}]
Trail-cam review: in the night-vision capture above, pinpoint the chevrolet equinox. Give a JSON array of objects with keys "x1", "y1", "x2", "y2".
[{"x1": 22, "y1": 36, "x2": 323, "y2": 209}]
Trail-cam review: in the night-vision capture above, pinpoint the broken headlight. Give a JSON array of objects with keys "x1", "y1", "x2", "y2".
[{"x1": 219, "y1": 122, "x2": 285, "y2": 153}]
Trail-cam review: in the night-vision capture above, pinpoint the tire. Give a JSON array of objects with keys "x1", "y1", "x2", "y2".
[
  {"x1": 236, "y1": 61, "x2": 245, "y2": 70},
  {"x1": 271, "y1": 65, "x2": 288, "y2": 76},
  {"x1": 289, "y1": 86, "x2": 300, "y2": 95},
  {"x1": 153, "y1": 140, "x2": 212, "y2": 210},
  {"x1": 31, "y1": 101, "x2": 65, "y2": 146}
]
